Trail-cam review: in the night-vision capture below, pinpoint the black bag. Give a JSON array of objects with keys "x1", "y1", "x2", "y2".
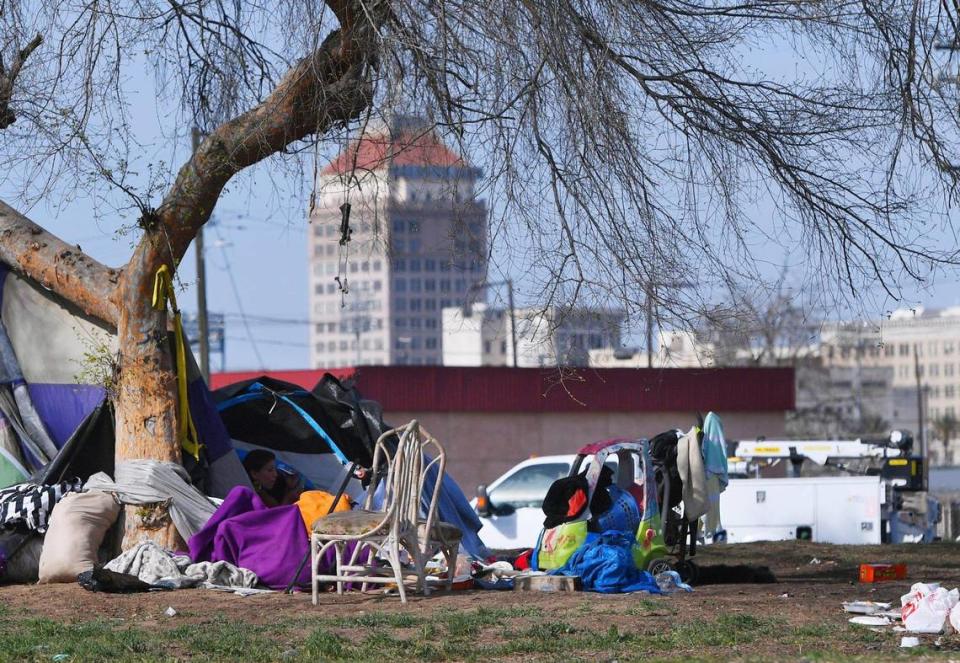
[{"x1": 77, "y1": 567, "x2": 157, "y2": 593}]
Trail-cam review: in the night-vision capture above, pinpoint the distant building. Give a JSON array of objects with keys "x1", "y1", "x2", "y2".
[
  {"x1": 442, "y1": 304, "x2": 623, "y2": 367},
  {"x1": 821, "y1": 308, "x2": 960, "y2": 462},
  {"x1": 790, "y1": 364, "x2": 917, "y2": 438},
  {"x1": 821, "y1": 308, "x2": 960, "y2": 421},
  {"x1": 308, "y1": 118, "x2": 487, "y2": 367}
]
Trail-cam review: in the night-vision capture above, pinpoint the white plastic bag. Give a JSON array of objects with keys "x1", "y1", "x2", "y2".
[
  {"x1": 901, "y1": 583, "x2": 959, "y2": 633},
  {"x1": 948, "y1": 601, "x2": 960, "y2": 633}
]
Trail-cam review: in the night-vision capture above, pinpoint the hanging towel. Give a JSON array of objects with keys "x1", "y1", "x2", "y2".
[
  {"x1": 677, "y1": 426, "x2": 709, "y2": 521},
  {"x1": 702, "y1": 412, "x2": 729, "y2": 490},
  {"x1": 701, "y1": 412, "x2": 728, "y2": 536}
]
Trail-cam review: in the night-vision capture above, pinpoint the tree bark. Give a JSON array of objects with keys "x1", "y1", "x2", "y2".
[{"x1": 0, "y1": 200, "x2": 120, "y2": 326}]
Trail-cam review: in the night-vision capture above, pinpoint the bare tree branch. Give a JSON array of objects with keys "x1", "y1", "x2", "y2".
[
  {"x1": 0, "y1": 199, "x2": 119, "y2": 324},
  {"x1": 0, "y1": 33, "x2": 41, "y2": 129}
]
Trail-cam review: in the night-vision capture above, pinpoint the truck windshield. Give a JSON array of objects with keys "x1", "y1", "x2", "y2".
[{"x1": 488, "y1": 463, "x2": 570, "y2": 509}]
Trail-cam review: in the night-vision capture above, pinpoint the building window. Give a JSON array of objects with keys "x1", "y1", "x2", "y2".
[
  {"x1": 425, "y1": 279, "x2": 436, "y2": 292},
  {"x1": 947, "y1": 364, "x2": 955, "y2": 377},
  {"x1": 409, "y1": 220, "x2": 421, "y2": 233},
  {"x1": 899, "y1": 343, "x2": 910, "y2": 356},
  {"x1": 410, "y1": 318, "x2": 422, "y2": 330},
  {"x1": 883, "y1": 344, "x2": 894, "y2": 357},
  {"x1": 410, "y1": 299, "x2": 422, "y2": 312},
  {"x1": 374, "y1": 339, "x2": 383, "y2": 350},
  {"x1": 426, "y1": 338, "x2": 438, "y2": 350},
  {"x1": 373, "y1": 260, "x2": 382, "y2": 271},
  {"x1": 440, "y1": 279, "x2": 451, "y2": 293},
  {"x1": 409, "y1": 239, "x2": 421, "y2": 253},
  {"x1": 395, "y1": 298, "x2": 407, "y2": 312},
  {"x1": 425, "y1": 299, "x2": 437, "y2": 311},
  {"x1": 455, "y1": 279, "x2": 466, "y2": 293},
  {"x1": 484, "y1": 341, "x2": 492, "y2": 354},
  {"x1": 326, "y1": 244, "x2": 335, "y2": 256},
  {"x1": 426, "y1": 318, "x2": 437, "y2": 329},
  {"x1": 396, "y1": 318, "x2": 407, "y2": 329},
  {"x1": 361, "y1": 261, "x2": 369, "y2": 272},
  {"x1": 931, "y1": 364, "x2": 941, "y2": 377},
  {"x1": 425, "y1": 259, "x2": 436, "y2": 271},
  {"x1": 411, "y1": 337, "x2": 422, "y2": 350},
  {"x1": 409, "y1": 259, "x2": 421, "y2": 271},
  {"x1": 501, "y1": 341, "x2": 507, "y2": 353},
  {"x1": 394, "y1": 279, "x2": 407, "y2": 292},
  {"x1": 410, "y1": 279, "x2": 422, "y2": 293},
  {"x1": 394, "y1": 239, "x2": 406, "y2": 252},
  {"x1": 393, "y1": 219, "x2": 404, "y2": 232},
  {"x1": 947, "y1": 385, "x2": 956, "y2": 398},
  {"x1": 373, "y1": 280, "x2": 382, "y2": 291}
]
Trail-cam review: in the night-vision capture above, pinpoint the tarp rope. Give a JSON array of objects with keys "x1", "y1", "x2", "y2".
[{"x1": 152, "y1": 265, "x2": 201, "y2": 461}]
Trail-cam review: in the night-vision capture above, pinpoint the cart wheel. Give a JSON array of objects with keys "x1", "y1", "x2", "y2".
[
  {"x1": 647, "y1": 558, "x2": 673, "y2": 576},
  {"x1": 675, "y1": 560, "x2": 699, "y2": 585}
]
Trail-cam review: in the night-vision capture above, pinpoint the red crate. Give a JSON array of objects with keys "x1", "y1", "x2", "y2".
[{"x1": 859, "y1": 563, "x2": 907, "y2": 583}]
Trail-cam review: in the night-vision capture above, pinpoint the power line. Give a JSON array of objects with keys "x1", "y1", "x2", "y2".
[
  {"x1": 212, "y1": 225, "x2": 266, "y2": 368},
  {"x1": 224, "y1": 336, "x2": 309, "y2": 348}
]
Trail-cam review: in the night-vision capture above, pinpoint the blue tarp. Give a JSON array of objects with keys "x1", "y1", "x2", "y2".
[{"x1": 553, "y1": 531, "x2": 661, "y2": 594}]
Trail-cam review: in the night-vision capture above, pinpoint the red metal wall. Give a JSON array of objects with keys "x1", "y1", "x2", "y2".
[{"x1": 210, "y1": 366, "x2": 794, "y2": 413}]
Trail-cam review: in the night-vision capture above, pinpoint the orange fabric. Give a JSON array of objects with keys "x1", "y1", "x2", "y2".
[{"x1": 296, "y1": 490, "x2": 352, "y2": 533}]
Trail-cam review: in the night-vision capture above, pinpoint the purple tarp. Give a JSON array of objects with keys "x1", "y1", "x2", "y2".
[{"x1": 189, "y1": 486, "x2": 364, "y2": 590}]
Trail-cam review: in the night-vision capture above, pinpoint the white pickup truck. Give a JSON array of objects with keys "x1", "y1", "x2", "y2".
[{"x1": 473, "y1": 456, "x2": 890, "y2": 549}]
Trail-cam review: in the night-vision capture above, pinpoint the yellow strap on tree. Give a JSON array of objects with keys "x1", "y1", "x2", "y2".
[{"x1": 152, "y1": 265, "x2": 202, "y2": 461}]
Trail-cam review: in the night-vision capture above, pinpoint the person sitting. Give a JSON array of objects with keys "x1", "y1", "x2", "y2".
[{"x1": 242, "y1": 449, "x2": 303, "y2": 507}]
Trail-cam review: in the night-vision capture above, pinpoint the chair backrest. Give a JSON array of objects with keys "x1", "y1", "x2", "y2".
[{"x1": 363, "y1": 420, "x2": 446, "y2": 546}]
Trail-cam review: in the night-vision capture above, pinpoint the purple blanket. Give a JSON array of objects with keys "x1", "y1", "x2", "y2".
[{"x1": 189, "y1": 487, "x2": 321, "y2": 590}]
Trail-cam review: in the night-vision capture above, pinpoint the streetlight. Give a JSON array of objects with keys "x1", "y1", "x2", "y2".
[{"x1": 466, "y1": 279, "x2": 518, "y2": 368}]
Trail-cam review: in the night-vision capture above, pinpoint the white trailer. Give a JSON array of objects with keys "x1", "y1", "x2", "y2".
[{"x1": 719, "y1": 475, "x2": 884, "y2": 545}]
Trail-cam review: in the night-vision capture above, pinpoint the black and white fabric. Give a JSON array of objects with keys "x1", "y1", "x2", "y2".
[{"x1": 0, "y1": 479, "x2": 83, "y2": 533}]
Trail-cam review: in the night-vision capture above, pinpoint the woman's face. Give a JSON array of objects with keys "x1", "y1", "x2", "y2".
[{"x1": 251, "y1": 460, "x2": 278, "y2": 490}]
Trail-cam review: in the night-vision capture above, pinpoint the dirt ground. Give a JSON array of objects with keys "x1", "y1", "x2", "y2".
[{"x1": 1, "y1": 541, "x2": 960, "y2": 661}]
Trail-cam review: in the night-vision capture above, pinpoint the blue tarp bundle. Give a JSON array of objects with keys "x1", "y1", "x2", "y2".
[{"x1": 553, "y1": 531, "x2": 661, "y2": 594}]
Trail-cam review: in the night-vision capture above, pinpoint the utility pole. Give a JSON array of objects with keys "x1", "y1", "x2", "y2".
[
  {"x1": 644, "y1": 279, "x2": 695, "y2": 369},
  {"x1": 914, "y1": 344, "x2": 928, "y2": 490},
  {"x1": 468, "y1": 279, "x2": 518, "y2": 368},
  {"x1": 645, "y1": 285, "x2": 653, "y2": 368},
  {"x1": 192, "y1": 127, "x2": 210, "y2": 381},
  {"x1": 506, "y1": 280, "x2": 518, "y2": 368}
]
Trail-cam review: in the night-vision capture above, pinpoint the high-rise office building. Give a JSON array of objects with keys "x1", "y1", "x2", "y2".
[{"x1": 308, "y1": 118, "x2": 487, "y2": 367}]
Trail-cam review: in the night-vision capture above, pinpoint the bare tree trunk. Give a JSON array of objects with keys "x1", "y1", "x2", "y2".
[{"x1": 114, "y1": 244, "x2": 183, "y2": 549}]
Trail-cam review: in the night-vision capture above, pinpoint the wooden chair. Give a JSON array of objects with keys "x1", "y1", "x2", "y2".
[{"x1": 310, "y1": 420, "x2": 461, "y2": 604}]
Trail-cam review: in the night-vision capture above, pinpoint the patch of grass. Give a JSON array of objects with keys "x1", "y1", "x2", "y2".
[
  {"x1": 625, "y1": 596, "x2": 676, "y2": 616},
  {"x1": 324, "y1": 611, "x2": 423, "y2": 629},
  {"x1": 0, "y1": 618, "x2": 168, "y2": 662}
]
